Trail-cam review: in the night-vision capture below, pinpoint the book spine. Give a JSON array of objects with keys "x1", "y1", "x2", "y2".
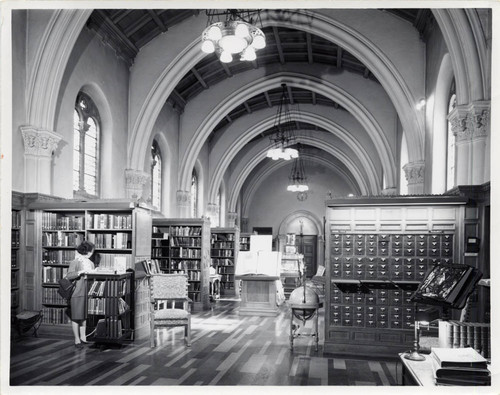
[
  {"x1": 459, "y1": 322, "x2": 466, "y2": 348},
  {"x1": 452, "y1": 322, "x2": 460, "y2": 348},
  {"x1": 474, "y1": 325, "x2": 481, "y2": 355}
]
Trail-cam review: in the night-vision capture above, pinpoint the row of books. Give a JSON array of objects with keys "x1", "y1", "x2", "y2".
[
  {"x1": 211, "y1": 234, "x2": 235, "y2": 242},
  {"x1": 42, "y1": 231, "x2": 84, "y2": 247},
  {"x1": 211, "y1": 249, "x2": 233, "y2": 257},
  {"x1": 88, "y1": 279, "x2": 128, "y2": 297},
  {"x1": 88, "y1": 280, "x2": 107, "y2": 297},
  {"x1": 168, "y1": 226, "x2": 202, "y2": 237},
  {"x1": 11, "y1": 230, "x2": 20, "y2": 247},
  {"x1": 93, "y1": 317, "x2": 126, "y2": 339},
  {"x1": 98, "y1": 253, "x2": 132, "y2": 271},
  {"x1": 87, "y1": 232, "x2": 131, "y2": 250},
  {"x1": 212, "y1": 258, "x2": 234, "y2": 266},
  {"x1": 430, "y1": 347, "x2": 490, "y2": 386},
  {"x1": 42, "y1": 213, "x2": 84, "y2": 230},
  {"x1": 41, "y1": 307, "x2": 70, "y2": 324},
  {"x1": 211, "y1": 241, "x2": 234, "y2": 249},
  {"x1": 438, "y1": 320, "x2": 490, "y2": 359},
  {"x1": 11, "y1": 252, "x2": 18, "y2": 268},
  {"x1": 42, "y1": 266, "x2": 68, "y2": 283},
  {"x1": 12, "y1": 210, "x2": 21, "y2": 228},
  {"x1": 42, "y1": 249, "x2": 75, "y2": 265},
  {"x1": 171, "y1": 247, "x2": 201, "y2": 258},
  {"x1": 188, "y1": 283, "x2": 201, "y2": 292},
  {"x1": 42, "y1": 288, "x2": 66, "y2": 305},
  {"x1": 87, "y1": 214, "x2": 132, "y2": 230},
  {"x1": 169, "y1": 236, "x2": 201, "y2": 247}
]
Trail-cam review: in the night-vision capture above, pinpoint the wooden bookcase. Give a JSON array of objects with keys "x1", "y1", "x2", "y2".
[
  {"x1": 86, "y1": 272, "x2": 134, "y2": 344},
  {"x1": 210, "y1": 227, "x2": 240, "y2": 296},
  {"x1": 11, "y1": 208, "x2": 22, "y2": 319},
  {"x1": 28, "y1": 200, "x2": 152, "y2": 328},
  {"x1": 239, "y1": 233, "x2": 251, "y2": 252},
  {"x1": 151, "y1": 218, "x2": 211, "y2": 310},
  {"x1": 324, "y1": 196, "x2": 468, "y2": 357}
]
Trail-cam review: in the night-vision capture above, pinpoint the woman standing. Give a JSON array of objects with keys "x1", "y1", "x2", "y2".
[{"x1": 66, "y1": 240, "x2": 95, "y2": 348}]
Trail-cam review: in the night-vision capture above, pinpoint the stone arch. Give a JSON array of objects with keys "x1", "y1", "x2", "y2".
[
  {"x1": 129, "y1": 9, "x2": 423, "y2": 180},
  {"x1": 278, "y1": 210, "x2": 323, "y2": 237},
  {"x1": 184, "y1": 73, "x2": 391, "y2": 194},
  {"x1": 241, "y1": 153, "x2": 360, "y2": 219},
  {"x1": 228, "y1": 135, "x2": 371, "y2": 213},
  {"x1": 207, "y1": 108, "x2": 379, "y2": 205},
  {"x1": 27, "y1": 9, "x2": 92, "y2": 131}
]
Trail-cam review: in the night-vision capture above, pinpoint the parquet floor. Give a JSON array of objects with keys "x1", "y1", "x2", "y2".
[{"x1": 10, "y1": 300, "x2": 400, "y2": 386}]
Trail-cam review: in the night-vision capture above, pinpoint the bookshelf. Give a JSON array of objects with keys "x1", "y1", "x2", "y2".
[
  {"x1": 151, "y1": 218, "x2": 211, "y2": 310},
  {"x1": 86, "y1": 272, "x2": 134, "y2": 344},
  {"x1": 28, "y1": 200, "x2": 152, "y2": 327},
  {"x1": 239, "y1": 233, "x2": 251, "y2": 252},
  {"x1": 11, "y1": 208, "x2": 22, "y2": 319},
  {"x1": 210, "y1": 227, "x2": 240, "y2": 296},
  {"x1": 324, "y1": 196, "x2": 467, "y2": 357}
]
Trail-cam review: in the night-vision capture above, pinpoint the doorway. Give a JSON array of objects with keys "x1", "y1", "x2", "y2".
[{"x1": 296, "y1": 234, "x2": 317, "y2": 278}]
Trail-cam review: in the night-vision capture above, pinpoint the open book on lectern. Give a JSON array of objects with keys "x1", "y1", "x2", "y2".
[{"x1": 236, "y1": 251, "x2": 281, "y2": 277}]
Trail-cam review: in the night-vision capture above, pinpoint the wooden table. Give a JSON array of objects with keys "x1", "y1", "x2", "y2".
[{"x1": 235, "y1": 275, "x2": 279, "y2": 316}]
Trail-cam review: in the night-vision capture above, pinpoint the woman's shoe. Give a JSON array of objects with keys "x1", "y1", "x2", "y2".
[
  {"x1": 80, "y1": 340, "x2": 91, "y2": 345},
  {"x1": 74, "y1": 342, "x2": 84, "y2": 349}
]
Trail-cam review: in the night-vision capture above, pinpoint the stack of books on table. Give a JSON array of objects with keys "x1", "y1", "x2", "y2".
[{"x1": 430, "y1": 347, "x2": 491, "y2": 386}]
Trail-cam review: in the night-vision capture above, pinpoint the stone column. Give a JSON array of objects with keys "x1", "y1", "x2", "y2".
[
  {"x1": 206, "y1": 202, "x2": 219, "y2": 227},
  {"x1": 448, "y1": 101, "x2": 490, "y2": 186},
  {"x1": 125, "y1": 169, "x2": 149, "y2": 200},
  {"x1": 21, "y1": 126, "x2": 63, "y2": 194},
  {"x1": 176, "y1": 190, "x2": 191, "y2": 218},
  {"x1": 403, "y1": 161, "x2": 425, "y2": 195},
  {"x1": 240, "y1": 217, "x2": 249, "y2": 233},
  {"x1": 227, "y1": 211, "x2": 238, "y2": 228}
]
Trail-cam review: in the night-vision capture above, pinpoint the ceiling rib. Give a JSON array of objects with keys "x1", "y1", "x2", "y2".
[
  {"x1": 191, "y1": 68, "x2": 208, "y2": 89},
  {"x1": 148, "y1": 10, "x2": 167, "y2": 32},
  {"x1": 272, "y1": 27, "x2": 285, "y2": 64}
]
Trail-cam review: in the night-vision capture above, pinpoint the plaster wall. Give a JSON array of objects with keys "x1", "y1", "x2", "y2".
[
  {"x1": 52, "y1": 27, "x2": 129, "y2": 199},
  {"x1": 246, "y1": 161, "x2": 353, "y2": 237},
  {"x1": 11, "y1": 11, "x2": 27, "y2": 193}
]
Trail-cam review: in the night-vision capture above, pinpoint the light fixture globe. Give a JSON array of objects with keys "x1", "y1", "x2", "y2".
[{"x1": 201, "y1": 12, "x2": 266, "y2": 63}]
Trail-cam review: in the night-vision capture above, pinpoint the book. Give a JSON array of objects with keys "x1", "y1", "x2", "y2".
[
  {"x1": 435, "y1": 376, "x2": 491, "y2": 386},
  {"x1": 431, "y1": 347, "x2": 487, "y2": 369}
]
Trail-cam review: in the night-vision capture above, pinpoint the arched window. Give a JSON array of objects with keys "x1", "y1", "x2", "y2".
[
  {"x1": 217, "y1": 188, "x2": 222, "y2": 226},
  {"x1": 446, "y1": 84, "x2": 456, "y2": 191},
  {"x1": 73, "y1": 92, "x2": 100, "y2": 197},
  {"x1": 191, "y1": 169, "x2": 198, "y2": 218},
  {"x1": 151, "y1": 140, "x2": 162, "y2": 210}
]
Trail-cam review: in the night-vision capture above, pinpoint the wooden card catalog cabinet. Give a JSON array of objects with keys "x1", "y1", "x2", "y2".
[{"x1": 324, "y1": 196, "x2": 467, "y2": 357}]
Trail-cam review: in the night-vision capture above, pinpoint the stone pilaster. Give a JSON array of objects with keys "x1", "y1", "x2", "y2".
[
  {"x1": 403, "y1": 161, "x2": 425, "y2": 195},
  {"x1": 125, "y1": 169, "x2": 149, "y2": 200},
  {"x1": 21, "y1": 126, "x2": 63, "y2": 194},
  {"x1": 241, "y1": 217, "x2": 249, "y2": 233},
  {"x1": 448, "y1": 101, "x2": 490, "y2": 185},
  {"x1": 227, "y1": 212, "x2": 238, "y2": 228},
  {"x1": 176, "y1": 190, "x2": 191, "y2": 218}
]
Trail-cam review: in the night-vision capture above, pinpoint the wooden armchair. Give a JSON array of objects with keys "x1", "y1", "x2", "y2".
[{"x1": 149, "y1": 273, "x2": 191, "y2": 347}]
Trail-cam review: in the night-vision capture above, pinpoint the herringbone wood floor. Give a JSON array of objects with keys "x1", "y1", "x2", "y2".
[{"x1": 10, "y1": 300, "x2": 401, "y2": 386}]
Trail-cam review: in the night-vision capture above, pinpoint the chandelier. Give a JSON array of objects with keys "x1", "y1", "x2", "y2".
[
  {"x1": 266, "y1": 84, "x2": 299, "y2": 161},
  {"x1": 201, "y1": 9, "x2": 266, "y2": 63},
  {"x1": 287, "y1": 146, "x2": 309, "y2": 192}
]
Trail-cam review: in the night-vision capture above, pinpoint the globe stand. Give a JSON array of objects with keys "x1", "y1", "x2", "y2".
[{"x1": 289, "y1": 259, "x2": 320, "y2": 352}]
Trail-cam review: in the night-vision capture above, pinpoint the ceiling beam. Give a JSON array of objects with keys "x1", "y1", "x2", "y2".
[
  {"x1": 336, "y1": 46, "x2": 343, "y2": 68},
  {"x1": 287, "y1": 86, "x2": 294, "y2": 105},
  {"x1": 148, "y1": 10, "x2": 167, "y2": 32},
  {"x1": 264, "y1": 91, "x2": 272, "y2": 107},
  {"x1": 243, "y1": 102, "x2": 252, "y2": 114},
  {"x1": 311, "y1": 91, "x2": 317, "y2": 105},
  {"x1": 111, "y1": 10, "x2": 133, "y2": 24},
  {"x1": 363, "y1": 67, "x2": 370, "y2": 78},
  {"x1": 221, "y1": 62, "x2": 232, "y2": 77},
  {"x1": 94, "y1": 10, "x2": 138, "y2": 54},
  {"x1": 225, "y1": 115, "x2": 233, "y2": 123},
  {"x1": 272, "y1": 27, "x2": 285, "y2": 64},
  {"x1": 251, "y1": 60, "x2": 258, "y2": 69},
  {"x1": 306, "y1": 33, "x2": 313, "y2": 64},
  {"x1": 124, "y1": 14, "x2": 152, "y2": 37},
  {"x1": 191, "y1": 68, "x2": 208, "y2": 89},
  {"x1": 333, "y1": 102, "x2": 339, "y2": 109},
  {"x1": 170, "y1": 89, "x2": 186, "y2": 113}
]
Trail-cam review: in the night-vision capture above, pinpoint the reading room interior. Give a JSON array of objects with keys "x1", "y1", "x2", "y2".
[{"x1": 3, "y1": 3, "x2": 495, "y2": 390}]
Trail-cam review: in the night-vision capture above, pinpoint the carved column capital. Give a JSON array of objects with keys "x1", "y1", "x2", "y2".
[
  {"x1": 381, "y1": 187, "x2": 398, "y2": 196},
  {"x1": 124, "y1": 169, "x2": 149, "y2": 199},
  {"x1": 403, "y1": 161, "x2": 425, "y2": 186},
  {"x1": 227, "y1": 211, "x2": 238, "y2": 227},
  {"x1": 20, "y1": 126, "x2": 62, "y2": 157},
  {"x1": 448, "y1": 101, "x2": 490, "y2": 142}
]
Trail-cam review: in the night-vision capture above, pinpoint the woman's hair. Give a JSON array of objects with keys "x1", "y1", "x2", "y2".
[{"x1": 77, "y1": 240, "x2": 95, "y2": 256}]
